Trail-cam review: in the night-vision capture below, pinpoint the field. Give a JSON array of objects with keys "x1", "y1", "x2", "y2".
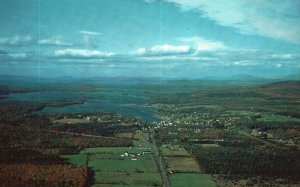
[
  {"x1": 116, "y1": 132, "x2": 134, "y2": 139},
  {"x1": 160, "y1": 144, "x2": 190, "y2": 157},
  {"x1": 257, "y1": 114, "x2": 300, "y2": 123},
  {"x1": 88, "y1": 155, "x2": 157, "y2": 173},
  {"x1": 164, "y1": 157, "x2": 201, "y2": 173},
  {"x1": 159, "y1": 144, "x2": 216, "y2": 186},
  {"x1": 169, "y1": 174, "x2": 217, "y2": 187},
  {"x1": 1, "y1": 78, "x2": 300, "y2": 186},
  {"x1": 151, "y1": 81, "x2": 300, "y2": 186},
  {"x1": 62, "y1": 132, "x2": 162, "y2": 186},
  {"x1": 52, "y1": 118, "x2": 90, "y2": 124},
  {"x1": 94, "y1": 172, "x2": 161, "y2": 186}
]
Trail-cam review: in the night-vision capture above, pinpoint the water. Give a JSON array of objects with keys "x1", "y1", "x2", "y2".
[{"x1": 1, "y1": 83, "x2": 160, "y2": 122}]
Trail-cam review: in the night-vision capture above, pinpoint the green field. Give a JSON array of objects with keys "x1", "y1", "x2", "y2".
[
  {"x1": 257, "y1": 114, "x2": 300, "y2": 122},
  {"x1": 62, "y1": 131, "x2": 161, "y2": 186},
  {"x1": 165, "y1": 157, "x2": 201, "y2": 173},
  {"x1": 81, "y1": 146, "x2": 151, "y2": 154},
  {"x1": 52, "y1": 118, "x2": 89, "y2": 124},
  {"x1": 92, "y1": 184, "x2": 156, "y2": 187},
  {"x1": 89, "y1": 155, "x2": 157, "y2": 172},
  {"x1": 133, "y1": 132, "x2": 153, "y2": 148},
  {"x1": 227, "y1": 110, "x2": 254, "y2": 116},
  {"x1": 169, "y1": 174, "x2": 217, "y2": 187},
  {"x1": 160, "y1": 144, "x2": 190, "y2": 157},
  {"x1": 61, "y1": 154, "x2": 87, "y2": 166},
  {"x1": 116, "y1": 132, "x2": 134, "y2": 139},
  {"x1": 93, "y1": 172, "x2": 161, "y2": 186}
]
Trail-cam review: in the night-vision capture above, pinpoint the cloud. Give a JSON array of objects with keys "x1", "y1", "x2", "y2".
[
  {"x1": 0, "y1": 35, "x2": 32, "y2": 46},
  {"x1": 131, "y1": 36, "x2": 226, "y2": 58},
  {"x1": 129, "y1": 36, "x2": 227, "y2": 63},
  {"x1": 178, "y1": 36, "x2": 226, "y2": 51},
  {"x1": 8, "y1": 53, "x2": 27, "y2": 59},
  {"x1": 165, "y1": 0, "x2": 300, "y2": 43},
  {"x1": 131, "y1": 44, "x2": 193, "y2": 56},
  {"x1": 144, "y1": 0, "x2": 157, "y2": 3},
  {"x1": 79, "y1": 30, "x2": 102, "y2": 36},
  {"x1": 231, "y1": 60, "x2": 256, "y2": 66},
  {"x1": 0, "y1": 50, "x2": 30, "y2": 62},
  {"x1": 38, "y1": 35, "x2": 73, "y2": 46},
  {"x1": 136, "y1": 55, "x2": 217, "y2": 62},
  {"x1": 270, "y1": 54, "x2": 292, "y2": 60},
  {"x1": 51, "y1": 49, "x2": 114, "y2": 59},
  {"x1": 78, "y1": 31, "x2": 101, "y2": 48}
]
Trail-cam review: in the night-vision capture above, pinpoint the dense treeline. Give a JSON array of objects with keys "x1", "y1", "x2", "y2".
[
  {"x1": 0, "y1": 149, "x2": 66, "y2": 165},
  {"x1": 187, "y1": 145, "x2": 300, "y2": 179},
  {"x1": 277, "y1": 111, "x2": 300, "y2": 118},
  {"x1": 51, "y1": 123, "x2": 113, "y2": 136},
  {"x1": 246, "y1": 121, "x2": 300, "y2": 131},
  {"x1": 0, "y1": 103, "x2": 140, "y2": 186},
  {"x1": 0, "y1": 164, "x2": 89, "y2": 187}
]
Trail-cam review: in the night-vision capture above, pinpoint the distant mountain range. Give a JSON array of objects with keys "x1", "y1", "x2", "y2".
[{"x1": 0, "y1": 73, "x2": 299, "y2": 83}]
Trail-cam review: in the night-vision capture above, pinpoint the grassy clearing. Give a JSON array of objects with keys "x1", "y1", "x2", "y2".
[
  {"x1": 62, "y1": 143, "x2": 160, "y2": 186},
  {"x1": 116, "y1": 132, "x2": 134, "y2": 139},
  {"x1": 89, "y1": 155, "x2": 157, "y2": 173},
  {"x1": 81, "y1": 147, "x2": 151, "y2": 154},
  {"x1": 164, "y1": 157, "x2": 201, "y2": 173},
  {"x1": 88, "y1": 153, "x2": 120, "y2": 160},
  {"x1": 63, "y1": 148, "x2": 157, "y2": 173},
  {"x1": 180, "y1": 104, "x2": 219, "y2": 109},
  {"x1": 257, "y1": 114, "x2": 300, "y2": 122},
  {"x1": 93, "y1": 171, "x2": 162, "y2": 186},
  {"x1": 62, "y1": 131, "x2": 161, "y2": 186},
  {"x1": 52, "y1": 118, "x2": 89, "y2": 124},
  {"x1": 133, "y1": 131, "x2": 144, "y2": 139},
  {"x1": 133, "y1": 131, "x2": 153, "y2": 151},
  {"x1": 169, "y1": 173, "x2": 217, "y2": 187},
  {"x1": 160, "y1": 144, "x2": 190, "y2": 157},
  {"x1": 93, "y1": 184, "x2": 154, "y2": 187},
  {"x1": 61, "y1": 154, "x2": 87, "y2": 166},
  {"x1": 133, "y1": 131, "x2": 149, "y2": 141},
  {"x1": 227, "y1": 110, "x2": 254, "y2": 116},
  {"x1": 200, "y1": 144, "x2": 220, "y2": 148},
  {"x1": 133, "y1": 139, "x2": 152, "y2": 149}
]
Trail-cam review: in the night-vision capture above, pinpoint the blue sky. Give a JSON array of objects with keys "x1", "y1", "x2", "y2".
[{"x1": 0, "y1": 0, "x2": 299, "y2": 78}]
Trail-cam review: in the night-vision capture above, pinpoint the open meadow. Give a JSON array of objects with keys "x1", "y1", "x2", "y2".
[{"x1": 62, "y1": 132, "x2": 162, "y2": 186}]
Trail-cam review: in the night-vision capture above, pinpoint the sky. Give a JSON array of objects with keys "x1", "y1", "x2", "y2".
[{"x1": 0, "y1": 0, "x2": 300, "y2": 79}]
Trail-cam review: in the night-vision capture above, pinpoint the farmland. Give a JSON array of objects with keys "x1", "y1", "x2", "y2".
[
  {"x1": 0, "y1": 79, "x2": 300, "y2": 186},
  {"x1": 62, "y1": 132, "x2": 162, "y2": 186},
  {"x1": 151, "y1": 80, "x2": 300, "y2": 186},
  {"x1": 2, "y1": 0, "x2": 300, "y2": 185},
  {"x1": 169, "y1": 174, "x2": 216, "y2": 187},
  {"x1": 164, "y1": 157, "x2": 201, "y2": 173}
]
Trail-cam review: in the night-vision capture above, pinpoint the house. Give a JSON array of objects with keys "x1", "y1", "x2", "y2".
[{"x1": 142, "y1": 151, "x2": 151, "y2": 154}]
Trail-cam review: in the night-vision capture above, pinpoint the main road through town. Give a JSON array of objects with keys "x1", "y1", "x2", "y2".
[{"x1": 149, "y1": 130, "x2": 170, "y2": 187}]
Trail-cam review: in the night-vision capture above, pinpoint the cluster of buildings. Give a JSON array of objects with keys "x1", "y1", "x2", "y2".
[{"x1": 120, "y1": 150, "x2": 151, "y2": 161}]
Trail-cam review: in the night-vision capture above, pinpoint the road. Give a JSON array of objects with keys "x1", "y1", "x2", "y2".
[{"x1": 149, "y1": 130, "x2": 170, "y2": 187}]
